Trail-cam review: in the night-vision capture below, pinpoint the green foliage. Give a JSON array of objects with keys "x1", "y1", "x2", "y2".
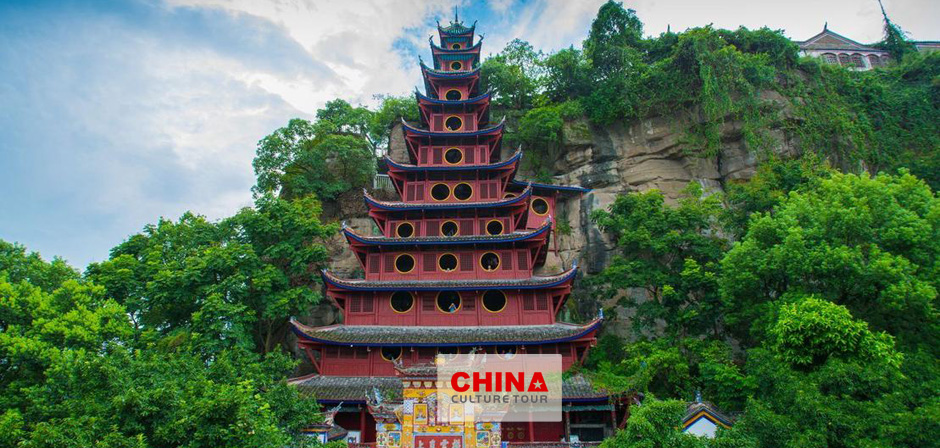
[
  {"x1": 720, "y1": 171, "x2": 939, "y2": 349},
  {"x1": 86, "y1": 194, "x2": 335, "y2": 355},
  {"x1": 1, "y1": 242, "x2": 319, "y2": 447},
  {"x1": 481, "y1": 39, "x2": 543, "y2": 109},
  {"x1": 252, "y1": 94, "x2": 419, "y2": 200},
  {"x1": 770, "y1": 296, "x2": 901, "y2": 368},
  {"x1": 591, "y1": 184, "x2": 727, "y2": 338}
]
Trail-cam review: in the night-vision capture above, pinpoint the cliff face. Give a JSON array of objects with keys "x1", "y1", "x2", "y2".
[{"x1": 322, "y1": 93, "x2": 799, "y2": 301}]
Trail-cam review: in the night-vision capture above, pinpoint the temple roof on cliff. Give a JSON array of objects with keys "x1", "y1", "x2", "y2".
[
  {"x1": 508, "y1": 179, "x2": 591, "y2": 194},
  {"x1": 290, "y1": 318, "x2": 601, "y2": 346},
  {"x1": 342, "y1": 218, "x2": 550, "y2": 247},
  {"x1": 289, "y1": 373, "x2": 608, "y2": 403},
  {"x1": 322, "y1": 264, "x2": 577, "y2": 292},
  {"x1": 385, "y1": 149, "x2": 519, "y2": 173},
  {"x1": 364, "y1": 183, "x2": 528, "y2": 212}
]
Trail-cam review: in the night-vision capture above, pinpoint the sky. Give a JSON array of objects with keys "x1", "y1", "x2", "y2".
[{"x1": 1, "y1": 0, "x2": 937, "y2": 269}]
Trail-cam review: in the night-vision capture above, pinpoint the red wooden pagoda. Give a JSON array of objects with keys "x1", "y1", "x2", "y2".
[{"x1": 289, "y1": 16, "x2": 619, "y2": 445}]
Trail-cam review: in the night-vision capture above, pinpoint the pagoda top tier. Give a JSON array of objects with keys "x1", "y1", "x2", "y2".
[{"x1": 437, "y1": 17, "x2": 476, "y2": 40}]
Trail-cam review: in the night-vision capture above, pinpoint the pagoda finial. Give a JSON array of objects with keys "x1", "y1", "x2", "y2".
[{"x1": 454, "y1": 7, "x2": 458, "y2": 24}]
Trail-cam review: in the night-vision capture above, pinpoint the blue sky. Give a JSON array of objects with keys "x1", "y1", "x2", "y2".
[{"x1": 1, "y1": 0, "x2": 937, "y2": 268}]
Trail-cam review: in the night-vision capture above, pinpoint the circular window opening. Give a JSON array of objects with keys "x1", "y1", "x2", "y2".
[
  {"x1": 431, "y1": 183, "x2": 451, "y2": 201},
  {"x1": 451, "y1": 43, "x2": 461, "y2": 50},
  {"x1": 531, "y1": 197, "x2": 550, "y2": 215},
  {"x1": 396, "y1": 222, "x2": 414, "y2": 238},
  {"x1": 395, "y1": 254, "x2": 415, "y2": 273},
  {"x1": 441, "y1": 221, "x2": 459, "y2": 237},
  {"x1": 504, "y1": 193, "x2": 517, "y2": 199},
  {"x1": 438, "y1": 253, "x2": 458, "y2": 272},
  {"x1": 482, "y1": 290, "x2": 507, "y2": 313},
  {"x1": 480, "y1": 252, "x2": 500, "y2": 271},
  {"x1": 437, "y1": 291, "x2": 461, "y2": 313},
  {"x1": 453, "y1": 183, "x2": 472, "y2": 201},
  {"x1": 445, "y1": 116, "x2": 463, "y2": 131},
  {"x1": 381, "y1": 346, "x2": 402, "y2": 361},
  {"x1": 445, "y1": 89, "x2": 463, "y2": 101},
  {"x1": 497, "y1": 346, "x2": 517, "y2": 360},
  {"x1": 450, "y1": 61, "x2": 463, "y2": 71},
  {"x1": 390, "y1": 291, "x2": 414, "y2": 313},
  {"x1": 485, "y1": 220, "x2": 504, "y2": 235},
  {"x1": 444, "y1": 147, "x2": 463, "y2": 164}
]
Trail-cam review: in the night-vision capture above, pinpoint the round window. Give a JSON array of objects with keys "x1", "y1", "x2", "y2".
[
  {"x1": 453, "y1": 183, "x2": 472, "y2": 201},
  {"x1": 482, "y1": 290, "x2": 507, "y2": 313},
  {"x1": 485, "y1": 220, "x2": 504, "y2": 235},
  {"x1": 451, "y1": 43, "x2": 461, "y2": 50},
  {"x1": 445, "y1": 116, "x2": 463, "y2": 131},
  {"x1": 445, "y1": 89, "x2": 462, "y2": 101},
  {"x1": 531, "y1": 197, "x2": 550, "y2": 215},
  {"x1": 396, "y1": 222, "x2": 414, "y2": 238},
  {"x1": 381, "y1": 346, "x2": 402, "y2": 361},
  {"x1": 504, "y1": 193, "x2": 517, "y2": 199},
  {"x1": 431, "y1": 183, "x2": 451, "y2": 201},
  {"x1": 497, "y1": 346, "x2": 517, "y2": 360},
  {"x1": 390, "y1": 291, "x2": 414, "y2": 313},
  {"x1": 441, "y1": 221, "x2": 459, "y2": 237},
  {"x1": 444, "y1": 147, "x2": 463, "y2": 164},
  {"x1": 438, "y1": 253, "x2": 458, "y2": 272},
  {"x1": 394, "y1": 254, "x2": 415, "y2": 273},
  {"x1": 437, "y1": 291, "x2": 461, "y2": 313},
  {"x1": 450, "y1": 61, "x2": 463, "y2": 71},
  {"x1": 480, "y1": 252, "x2": 500, "y2": 271}
]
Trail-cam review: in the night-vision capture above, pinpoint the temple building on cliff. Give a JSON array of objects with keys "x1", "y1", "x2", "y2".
[{"x1": 288, "y1": 17, "x2": 625, "y2": 447}]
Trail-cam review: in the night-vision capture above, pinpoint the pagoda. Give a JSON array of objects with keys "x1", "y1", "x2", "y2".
[{"x1": 289, "y1": 16, "x2": 622, "y2": 446}]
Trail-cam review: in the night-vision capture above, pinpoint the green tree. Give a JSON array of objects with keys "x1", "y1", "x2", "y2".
[
  {"x1": 481, "y1": 39, "x2": 542, "y2": 109},
  {"x1": 591, "y1": 184, "x2": 728, "y2": 339},
  {"x1": 720, "y1": 171, "x2": 939, "y2": 350},
  {"x1": 1, "y1": 241, "x2": 320, "y2": 447},
  {"x1": 87, "y1": 195, "x2": 335, "y2": 355}
]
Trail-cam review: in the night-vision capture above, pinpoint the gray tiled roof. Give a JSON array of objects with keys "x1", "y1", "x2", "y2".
[
  {"x1": 342, "y1": 219, "x2": 549, "y2": 245},
  {"x1": 322, "y1": 266, "x2": 577, "y2": 291},
  {"x1": 291, "y1": 319, "x2": 602, "y2": 346},
  {"x1": 288, "y1": 374, "x2": 607, "y2": 402}
]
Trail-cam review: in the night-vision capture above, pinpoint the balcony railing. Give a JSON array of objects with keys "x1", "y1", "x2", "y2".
[{"x1": 373, "y1": 174, "x2": 395, "y2": 193}]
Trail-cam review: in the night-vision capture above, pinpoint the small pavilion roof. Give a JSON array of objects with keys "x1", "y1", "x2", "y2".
[
  {"x1": 384, "y1": 149, "x2": 520, "y2": 172},
  {"x1": 342, "y1": 217, "x2": 549, "y2": 247},
  {"x1": 290, "y1": 318, "x2": 602, "y2": 347},
  {"x1": 682, "y1": 400, "x2": 733, "y2": 430},
  {"x1": 322, "y1": 264, "x2": 577, "y2": 292},
  {"x1": 363, "y1": 182, "x2": 528, "y2": 212},
  {"x1": 289, "y1": 373, "x2": 607, "y2": 403}
]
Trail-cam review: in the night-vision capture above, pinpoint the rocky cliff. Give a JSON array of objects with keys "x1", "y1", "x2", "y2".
[{"x1": 313, "y1": 93, "x2": 799, "y2": 324}]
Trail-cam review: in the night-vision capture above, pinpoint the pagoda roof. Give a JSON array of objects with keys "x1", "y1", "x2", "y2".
[
  {"x1": 415, "y1": 89, "x2": 491, "y2": 106},
  {"x1": 385, "y1": 149, "x2": 520, "y2": 172},
  {"x1": 364, "y1": 182, "x2": 528, "y2": 212},
  {"x1": 683, "y1": 401, "x2": 733, "y2": 430},
  {"x1": 342, "y1": 217, "x2": 550, "y2": 247},
  {"x1": 421, "y1": 61, "x2": 480, "y2": 78},
  {"x1": 438, "y1": 20, "x2": 476, "y2": 36},
  {"x1": 401, "y1": 117, "x2": 504, "y2": 138},
  {"x1": 509, "y1": 179, "x2": 591, "y2": 194},
  {"x1": 289, "y1": 373, "x2": 608, "y2": 403},
  {"x1": 290, "y1": 318, "x2": 603, "y2": 347},
  {"x1": 430, "y1": 38, "x2": 482, "y2": 54},
  {"x1": 322, "y1": 264, "x2": 577, "y2": 292}
]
